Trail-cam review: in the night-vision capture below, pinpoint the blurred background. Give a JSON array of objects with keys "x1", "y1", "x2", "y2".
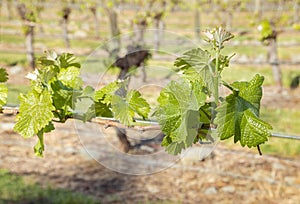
[{"x1": 0, "y1": 0, "x2": 300, "y2": 203}]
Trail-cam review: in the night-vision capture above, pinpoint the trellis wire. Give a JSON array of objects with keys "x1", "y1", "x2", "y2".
[{"x1": 1, "y1": 106, "x2": 300, "y2": 141}]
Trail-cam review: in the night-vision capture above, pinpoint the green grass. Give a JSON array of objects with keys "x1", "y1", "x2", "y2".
[
  {"x1": 222, "y1": 64, "x2": 300, "y2": 87},
  {"x1": 260, "y1": 137, "x2": 300, "y2": 157},
  {"x1": 0, "y1": 32, "x2": 101, "y2": 51},
  {"x1": 0, "y1": 51, "x2": 27, "y2": 66},
  {"x1": 260, "y1": 107, "x2": 300, "y2": 157},
  {"x1": 223, "y1": 45, "x2": 267, "y2": 57},
  {"x1": 0, "y1": 34, "x2": 24, "y2": 45},
  {"x1": 278, "y1": 34, "x2": 300, "y2": 43},
  {"x1": 6, "y1": 84, "x2": 30, "y2": 105},
  {"x1": 278, "y1": 46, "x2": 300, "y2": 60},
  {"x1": 261, "y1": 108, "x2": 300, "y2": 157},
  {"x1": 222, "y1": 65, "x2": 273, "y2": 84},
  {"x1": 261, "y1": 108, "x2": 300, "y2": 135},
  {"x1": 0, "y1": 169, "x2": 100, "y2": 204}
]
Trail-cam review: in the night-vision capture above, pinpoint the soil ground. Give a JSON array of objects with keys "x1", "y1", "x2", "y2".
[{"x1": 0, "y1": 112, "x2": 300, "y2": 204}]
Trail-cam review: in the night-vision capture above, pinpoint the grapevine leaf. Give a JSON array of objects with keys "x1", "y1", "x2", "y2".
[
  {"x1": 0, "y1": 68, "x2": 8, "y2": 107},
  {"x1": 164, "y1": 141, "x2": 185, "y2": 155},
  {"x1": 199, "y1": 103, "x2": 212, "y2": 124},
  {"x1": 0, "y1": 84, "x2": 8, "y2": 107},
  {"x1": 191, "y1": 80, "x2": 208, "y2": 108},
  {"x1": 50, "y1": 81, "x2": 74, "y2": 120},
  {"x1": 38, "y1": 52, "x2": 80, "y2": 83},
  {"x1": 88, "y1": 101, "x2": 113, "y2": 119},
  {"x1": 258, "y1": 20, "x2": 273, "y2": 41},
  {"x1": 34, "y1": 131, "x2": 44, "y2": 157},
  {"x1": 34, "y1": 122, "x2": 54, "y2": 157},
  {"x1": 174, "y1": 48, "x2": 217, "y2": 96},
  {"x1": 240, "y1": 110, "x2": 273, "y2": 147},
  {"x1": 57, "y1": 66, "x2": 83, "y2": 89},
  {"x1": 155, "y1": 79, "x2": 206, "y2": 155},
  {"x1": 0, "y1": 68, "x2": 8, "y2": 82},
  {"x1": 214, "y1": 74, "x2": 272, "y2": 147},
  {"x1": 81, "y1": 86, "x2": 95, "y2": 98},
  {"x1": 126, "y1": 90, "x2": 150, "y2": 119},
  {"x1": 111, "y1": 90, "x2": 150, "y2": 126},
  {"x1": 43, "y1": 122, "x2": 55, "y2": 133},
  {"x1": 212, "y1": 27, "x2": 234, "y2": 48},
  {"x1": 39, "y1": 65, "x2": 59, "y2": 84},
  {"x1": 38, "y1": 52, "x2": 60, "y2": 82},
  {"x1": 215, "y1": 31, "x2": 234, "y2": 46},
  {"x1": 58, "y1": 53, "x2": 81, "y2": 69},
  {"x1": 38, "y1": 51, "x2": 59, "y2": 67},
  {"x1": 95, "y1": 102, "x2": 113, "y2": 117},
  {"x1": 14, "y1": 90, "x2": 55, "y2": 138},
  {"x1": 74, "y1": 86, "x2": 113, "y2": 121},
  {"x1": 111, "y1": 95, "x2": 133, "y2": 125},
  {"x1": 94, "y1": 81, "x2": 122, "y2": 105},
  {"x1": 171, "y1": 109, "x2": 200, "y2": 145}
]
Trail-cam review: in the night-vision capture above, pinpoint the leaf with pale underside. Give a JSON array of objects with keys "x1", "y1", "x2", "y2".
[
  {"x1": 111, "y1": 90, "x2": 150, "y2": 126},
  {"x1": 155, "y1": 79, "x2": 206, "y2": 155},
  {"x1": 174, "y1": 48, "x2": 218, "y2": 97}
]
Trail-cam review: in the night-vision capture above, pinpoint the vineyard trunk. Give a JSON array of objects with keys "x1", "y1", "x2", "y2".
[
  {"x1": 106, "y1": 8, "x2": 121, "y2": 55},
  {"x1": 134, "y1": 22, "x2": 146, "y2": 46},
  {"x1": 154, "y1": 19, "x2": 160, "y2": 51},
  {"x1": 16, "y1": 3, "x2": 35, "y2": 69},
  {"x1": 268, "y1": 37, "x2": 282, "y2": 88},
  {"x1": 25, "y1": 26, "x2": 35, "y2": 69},
  {"x1": 90, "y1": 6, "x2": 100, "y2": 39},
  {"x1": 62, "y1": 7, "x2": 71, "y2": 49},
  {"x1": 116, "y1": 128, "x2": 131, "y2": 152},
  {"x1": 226, "y1": 12, "x2": 233, "y2": 31},
  {"x1": 255, "y1": 0, "x2": 262, "y2": 20},
  {"x1": 3, "y1": 0, "x2": 13, "y2": 20},
  {"x1": 194, "y1": 7, "x2": 201, "y2": 40}
]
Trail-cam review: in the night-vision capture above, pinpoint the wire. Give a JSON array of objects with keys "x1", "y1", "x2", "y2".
[
  {"x1": 270, "y1": 133, "x2": 300, "y2": 140},
  {"x1": 1, "y1": 106, "x2": 300, "y2": 140}
]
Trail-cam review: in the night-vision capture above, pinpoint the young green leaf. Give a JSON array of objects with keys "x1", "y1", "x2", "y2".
[
  {"x1": 111, "y1": 90, "x2": 150, "y2": 126},
  {"x1": 14, "y1": 90, "x2": 55, "y2": 138},
  {"x1": 214, "y1": 74, "x2": 272, "y2": 147},
  {"x1": 50, "y1": 81, "x2": 74, "y2": 120},
  {"x1": 155, "y1": 79, "x2": 206, "y2": 155},
  {"x1": 34, "y1": 122, "x2": 54, "y2": 157},
  {"x1": 204, "y1": 27, "x2": 234, "y2": 49},
  {"x1": 258, "y1": 20, "x2": 273, "y2": 41},
  {"x1": 94, "y1": 81, "x2": 122, "y2": 105},
  {"x1": 126, "y1": 90, "x2": 150, "y2": 119},
  {"x1": 93, "y1": 101, "x2": 113, "y2": 118},
  {"x1": 34, "y1": 131, "x2": 45, "y2": 157},
  {"x1": 0, "y1": 68, "x2": 8, "y2": 108},
  {"x1": 240, "y1": 109, "x2": 273, "y2": 147},
  {"x1": 0, "y1": 84, "x2": 8, "y2": 107},
  {"x1": 57, "y1": 66, "x2": 83, "y2": 89},
  {"x1": 58, "y1": 53, "x2": 81, "y2": 69},
  {"x1": 174, "y1": 48, "x2": 218, "y2": 97},
  {"x1": 0, "y1": 68, "x2": 8, "y2": 82}
]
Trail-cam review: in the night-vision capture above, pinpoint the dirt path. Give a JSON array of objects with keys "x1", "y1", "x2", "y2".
[{"x1": 0, "y1": 115, "x2": 300, "y2": 204}]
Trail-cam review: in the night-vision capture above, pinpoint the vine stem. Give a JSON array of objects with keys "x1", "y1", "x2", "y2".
[
  {"x1": 257, "y1": 145, "x2": 262, "y2": 156},
  {"x1": 1, "y1": 106, "x2": 300, "y2": 141},
  {"x1": 91, "y1": 117, "x2": 161, "y2": 132},
  {"x1": 214, "y1": 44, "x2": 221, "y2": 105}
]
